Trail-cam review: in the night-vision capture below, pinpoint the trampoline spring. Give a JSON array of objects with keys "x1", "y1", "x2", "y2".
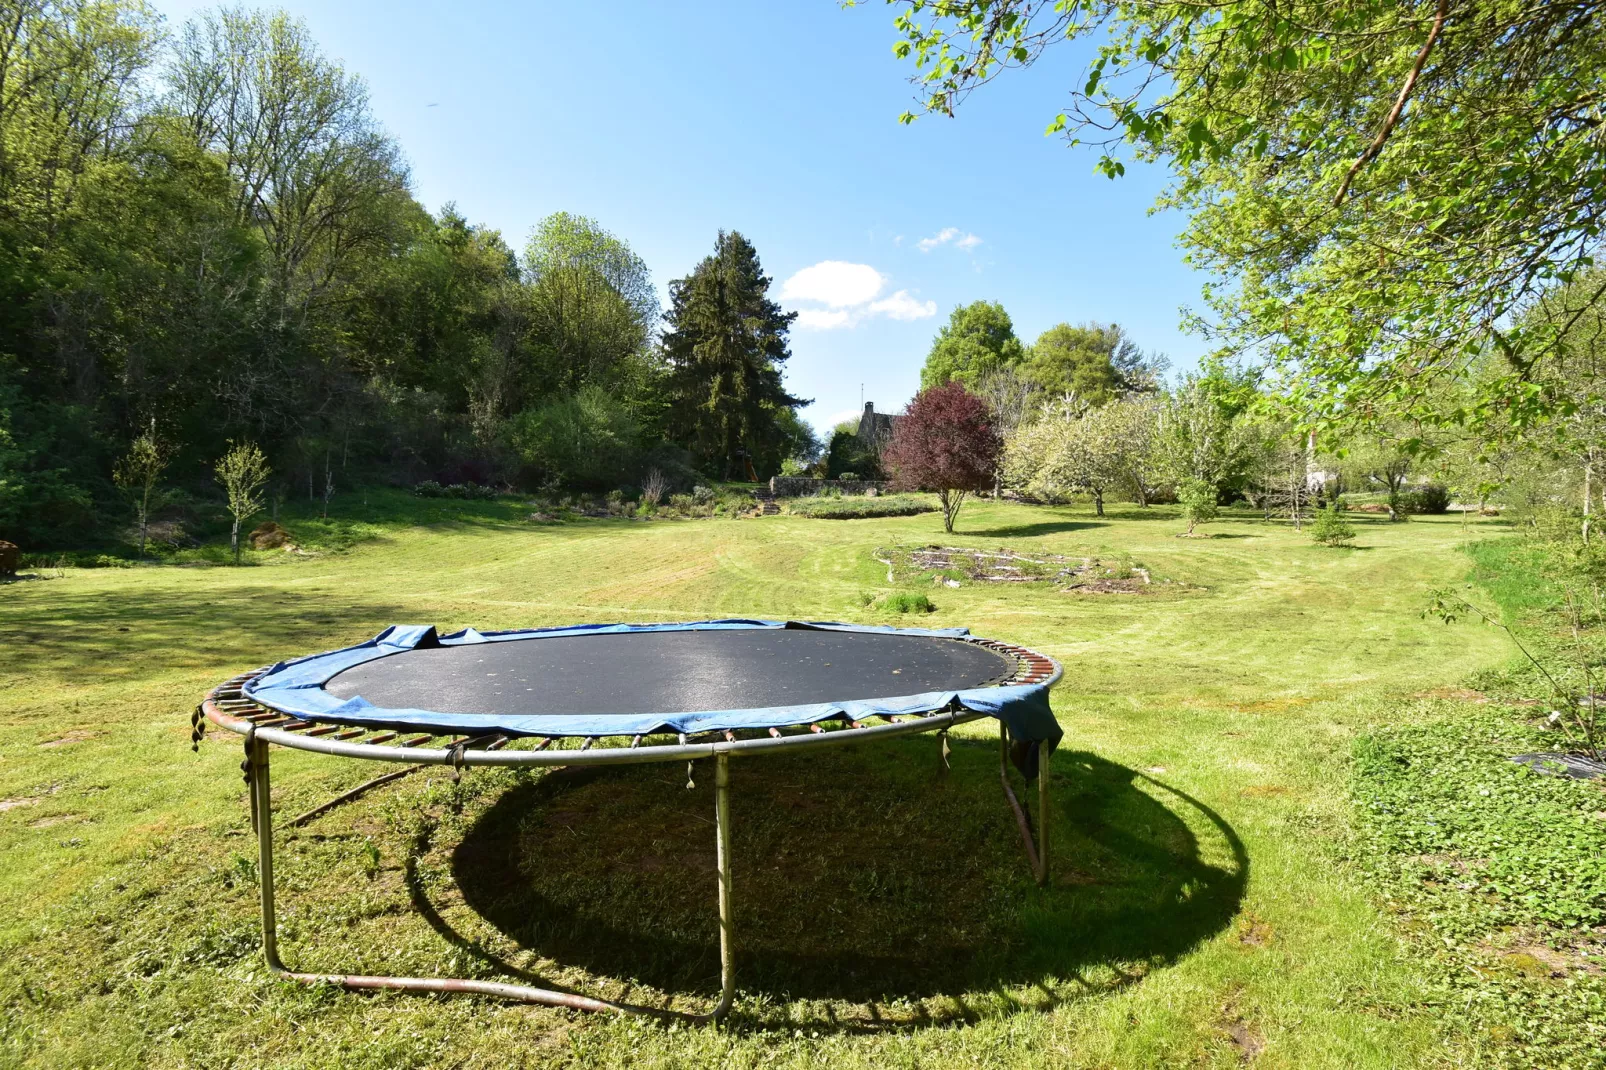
[
  {"x1": 486, "y1": 737, "x2": 510, "y2": 751},
  {"x1": 332, "y1": 728, "x2": 366, "y2": 741},
  {"x1": 531, "y1": 737, "x2": 555, "y2": 752},
  {"x1": 629, "y1": 735, "x2": 643, "y2": 749},
  {"x1": 365, "y1": 731, "x2": 398, "y2": 744},
  {"x1": 303, "y1": 725, "x2": 341, "y2": 737},
  {"x1": 723, "y1": 730, "x2": 736, "y2": 743},
  {"x1": 808, "y1": 724, "x2": 824, "y2": 734},
  {"x1": 579, "y1": 737, "x2": 597, "y2": 752},
  {"x1": 768, "y1": 728, "x2": 781, "y2": 738},
  {"x1": 399, "y1": 735, "x2": 433, "y2": 748}
]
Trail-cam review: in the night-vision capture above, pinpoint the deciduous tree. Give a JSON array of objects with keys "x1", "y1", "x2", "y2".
[
  {"x1": 882, "y1": 1, "x2": 1606, "y2": 438},
  {"x1": 215, "y1": 441, "x2": 269, "y2": 564},
  {"x1": 112, "y1": 428, "x2": 168, "y2": 557},
  {"x1": 883, "y1": 381, "x2": 1000, "y2": 532},
  {"x1": 919, "y1": 300, "x2": 1025, "y2": 390}
]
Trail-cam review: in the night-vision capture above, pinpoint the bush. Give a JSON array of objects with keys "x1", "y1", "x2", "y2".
[
  {"x1": 882, "y1": 591, "x2": 935, "y2": 614},
  {"x1": 506, "y1": 385, "x2": 641, "y2": 489},
  {"x1": 786, "y1": 495, "x2": 935, "y2": 520},
  {"x1": 839, "y1": 471, "x2": 858, "y2": 481},
  {"x1": 414, "y1": 480, "x2": 498, "y2": 500},
  {"x1": 1177, "y1": 478, "x2": 1218, "y2": 534},
  {"x1": 692, "y1": 484, "x2": 715, "y2": 504},
  {"x1": 1310, "y1": 503, "x2": 1356, "y2": 546},
  {"x1": 1403, "y1": 482, "x2": 1451, "y2": 515}
]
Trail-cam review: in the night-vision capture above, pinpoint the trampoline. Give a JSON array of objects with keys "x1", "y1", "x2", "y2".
[{"x1": 196, "y1": 619, "x2": 1063, "y2": 1020}]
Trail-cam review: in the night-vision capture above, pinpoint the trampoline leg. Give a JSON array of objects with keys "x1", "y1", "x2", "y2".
[
  {"x1": 998, "y1": 721, "x2": 1051, "y2": 886},
  {"x1": 249, "y1": 735, "x2": 285, "y2": 972},
  {"x1": 1038, "y1": 743, "x2": 1053, "y2": 887},
  {"x1": 711, "y1": 753, "x2": 736, "y2": 1020}
]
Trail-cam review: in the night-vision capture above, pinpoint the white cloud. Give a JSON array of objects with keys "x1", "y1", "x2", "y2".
[
  {"x1": 795, "y1": 307, "x2": 854, "y2": 331},
  {"x1": 782, "y1": 260, "x2": 935, "y2": 330},
  {"x1": 917, "y1": 227, "x2": 982, "y2": 253},
  {"x1": 867, "y1": 289, "x2": 937, "y2": 321},
  {"x1": 780, "y1": 261, "x2": 884, "y2": 308}
]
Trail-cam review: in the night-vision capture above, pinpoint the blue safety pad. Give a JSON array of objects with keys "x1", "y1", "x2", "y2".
[{"x1": 243, "y1": 620, "x2": 1062, "y2": 746}]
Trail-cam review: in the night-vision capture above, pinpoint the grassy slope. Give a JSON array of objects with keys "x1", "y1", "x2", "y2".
[{"x1": 0, "y1": 497, "x2": 1510, "y2": 1069}]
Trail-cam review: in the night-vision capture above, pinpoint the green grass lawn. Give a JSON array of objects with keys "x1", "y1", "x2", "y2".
[{"x1": 0, "y1": 496, "x2": 1516, "y2": 1068}]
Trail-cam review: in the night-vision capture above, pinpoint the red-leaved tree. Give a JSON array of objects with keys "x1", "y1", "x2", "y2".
[{"x1": 882, "y1": 381, "x2": 1001, "y2": 533}]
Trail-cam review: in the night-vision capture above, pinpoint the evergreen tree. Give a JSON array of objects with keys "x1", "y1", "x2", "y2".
[{"x1": 661, "y1": 232, "x2": 804, "y2": 479}]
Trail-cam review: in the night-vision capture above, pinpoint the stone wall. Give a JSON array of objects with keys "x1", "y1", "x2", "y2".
[{"x1": 769, "y1": 477, "x2": 891, "y2": 499}]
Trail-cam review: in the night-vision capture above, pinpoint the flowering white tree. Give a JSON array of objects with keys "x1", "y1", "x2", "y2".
[{"x1": 1004, "y1": 396, "x2": 1158, "y2": 514}]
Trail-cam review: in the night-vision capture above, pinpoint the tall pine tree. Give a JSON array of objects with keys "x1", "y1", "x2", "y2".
[{"x1": 662, "y1": 232, "x2": 804, "y2": 479}]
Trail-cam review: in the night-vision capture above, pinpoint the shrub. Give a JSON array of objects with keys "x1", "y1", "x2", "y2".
[
  {"x1": 1310, "y1": 503, "x2": 1356, "y2": 546},
  {"x1": 839, "y1": 471, "x2": 858, "y2": 481},
  {"x1": 787, "y1": 495, "x2": 936, "y2": 520},
  {"x1": 506, "y1": 385, "x2": 641, "y2": 489},
  {"x1": 1404, "y1": 483, "x2": 1450, "y2": 515},
  {"x1": 882, "y1": 591, "x2": 935, "y2": 614},
  {"x1": 692, "y1": 484, "x2": 715, "y2": 504},
  {"x1": 1177, "y1": 478, "x2": 1218, "y2": 535}
]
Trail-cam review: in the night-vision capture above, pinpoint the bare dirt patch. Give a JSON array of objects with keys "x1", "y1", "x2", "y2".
[
  {"x1": 0, "y1": 797, "x2": 42, "y2": 813},
  {"x1": 1236, "y1": 911, "x2": 1275, "y2": 947},
  {"x1": 28, "y1": 813, "x2": 81, "y2": 829},
  {"x1": 884, "y1": 545, "x2": 1173, "y2": 594}
]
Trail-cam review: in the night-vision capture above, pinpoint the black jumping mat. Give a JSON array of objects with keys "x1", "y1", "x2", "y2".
[{"x1": 325, "y1": 628, "x2": 1014, "y2": 717}]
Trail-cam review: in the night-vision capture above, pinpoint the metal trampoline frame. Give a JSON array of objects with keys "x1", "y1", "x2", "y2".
[{"x1": 196, "y1": 633, "x2": 1062, "y2": 1022}]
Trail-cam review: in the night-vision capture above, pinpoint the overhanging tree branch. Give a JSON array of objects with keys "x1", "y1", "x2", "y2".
[{"x1": 1332, "y1": 0, "x2": 1450, "y2": 206}]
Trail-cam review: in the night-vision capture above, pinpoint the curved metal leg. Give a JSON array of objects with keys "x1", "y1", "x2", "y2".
[{"x1": 245, "y1": 737, "x2": 646, "y2": 1015}]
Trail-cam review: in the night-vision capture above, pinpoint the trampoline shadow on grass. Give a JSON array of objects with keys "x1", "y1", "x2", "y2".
[{"x1": 448, "y1": 738, "x2": 1247, "y2": 1008}]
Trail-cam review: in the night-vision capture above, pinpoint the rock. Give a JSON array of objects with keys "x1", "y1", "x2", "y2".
[
  {"x1": 1510, "y1": 752, "x2": 1606, "y2": 779},
  {"x1": 249, "y1": 521, "x2": 292, "y2": 550},
  {"x1": 0, "y1": 539, "x2": 17, "y2": 577}
]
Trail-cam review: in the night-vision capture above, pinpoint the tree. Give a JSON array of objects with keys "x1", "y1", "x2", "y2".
[
  {"x1": 215, "y1": 441, "x2": 270, "y2": 564},
  {"x1": 883, "y1": 381, "x2": 1000, "y2": 532},
  {"x1": 883, "y1": 2, "x2": 1606, "y2": 439},
  {"x1": 168, "y1": 8, "x2": 411, "y2": 303},
  {"x1": 112, "y1": 428, "x2": 168, "y2": 557},
  {"x1": 1024, "y1": 322, "x2": 1161, "y2": 403},
  {"x1": 523, "y1": 212, "x2": 658, "y2": 397},
  {"x1": 1177, "y1": 478, "x2": 1218, "y2": 536},
  {"x1": 919, "y1": 301, "x2": 1026, "y2": 390},
  {"x1": 825, "y1": 421, "x2": 882, "y2": 480},
  {"x1": 1256, "y1": 427, "x2": 1316, "y2": 530},
  {"x1": 1005, "y1": 394, "x2": 1159, "y2": 512},
  {"x1": 661, "y1": 231, "x2": 805, "y2": 479},
  {"x1": 1154, "y1": 362, "x2": 1261, "y2": 504}
]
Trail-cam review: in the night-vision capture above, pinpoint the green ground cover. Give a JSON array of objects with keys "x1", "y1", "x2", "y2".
[{"x1": 0, "y1": 497, "x2": 1543, "y2": 1068}]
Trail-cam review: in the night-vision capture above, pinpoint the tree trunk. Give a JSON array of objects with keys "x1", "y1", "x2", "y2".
[
  {"x1": 1093, "y1": 490, "x2": 1104, "y2": 517},
  {"x1": 1585, "y1": 454, "x2": 1594, "y2": 545},
  {"x1": 231, "y1": 518, "x2": 241, "y2": 564}
]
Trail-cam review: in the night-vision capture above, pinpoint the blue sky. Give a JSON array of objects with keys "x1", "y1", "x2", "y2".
[{"x1": 151, "y1": 0, "x2": 1209, "y2": 434}]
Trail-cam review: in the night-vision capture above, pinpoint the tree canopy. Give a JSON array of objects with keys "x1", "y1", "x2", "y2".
[
  {"x1": 661, "y1": 231, "x2": 807, "y2": 479},
  {"x1": 883, "y1": 1, "x2": 1606, "y2": 438},
  {"x1": 919, "y1": 300, "x2": 1026, "y2": 389},
  {"x1": 883, "y1": 381, "x2": 1001, "y2": 532}
]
